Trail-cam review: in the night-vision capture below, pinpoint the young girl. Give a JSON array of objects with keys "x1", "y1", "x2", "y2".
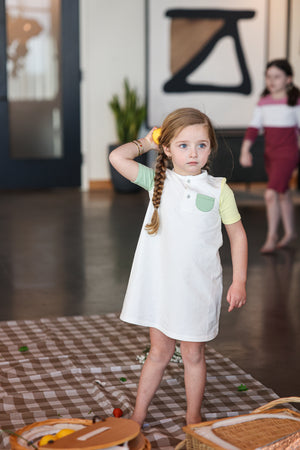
[
  {"x1": 240, "y1": 59, "x2": 300, "y2": 253},
  {"x1": 109, "y1": 107, "x2": 247, "y2": 426}
]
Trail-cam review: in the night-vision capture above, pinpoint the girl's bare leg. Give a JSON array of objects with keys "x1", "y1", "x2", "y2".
[
  {"x1": 277, "y1": 190, "x2": 297, "y2": 247},
  {"x1": 131, "y1": 328, "x2": 175, "y2": 426},
  {"x1": 181, "y1": 341, "x2": 206, "y2": 425},
  {"x1": 261, "y1": 189, "x2": 280, "y2": 253}
]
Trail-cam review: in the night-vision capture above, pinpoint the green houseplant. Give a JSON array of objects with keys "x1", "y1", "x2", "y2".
[{"x1": 109, "y1": 79, "x2": 147, "y2": 192}]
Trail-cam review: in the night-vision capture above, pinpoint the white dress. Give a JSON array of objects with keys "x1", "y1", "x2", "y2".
[{"x1": 120, "y1": 168, "x2": 232, "y2": 342}]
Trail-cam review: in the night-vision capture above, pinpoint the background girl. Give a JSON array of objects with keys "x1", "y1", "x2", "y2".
[
  {"x1": 109, "y1": 107, "x2": 247, "y2": 426},
  {"x1": 240, "y1": 59, "x2": 300, "y2": 253}
]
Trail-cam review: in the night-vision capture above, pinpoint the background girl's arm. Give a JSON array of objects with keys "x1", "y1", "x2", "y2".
[
  {"x1": 239, "y1": 139, "x2": 253, "y2": 167},
  {"x1": 109, "y1": 129, "x2": 158, "y2": 182},
  {"x1": 239, "y1": 104, "x2": 263, "y2": 167},
  {"x1": 224, "y1": 220, "x2": 248, "y2": 312}
]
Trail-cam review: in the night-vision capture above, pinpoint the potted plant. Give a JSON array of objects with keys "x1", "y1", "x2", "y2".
[{"x1": 109, "y1": 78, "x2": 147, "y2": 192}]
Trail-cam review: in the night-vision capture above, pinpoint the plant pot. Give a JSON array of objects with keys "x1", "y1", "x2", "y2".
[{"x1": 108, "y1": 144, "x2": 147, "y2": 193}]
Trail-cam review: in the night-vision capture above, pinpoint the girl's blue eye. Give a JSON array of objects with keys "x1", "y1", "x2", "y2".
[
  {"x1": 199, "y1": 143, "x2": 206, "y2": 149},
  {"x1": 179, "y1": 143, "x2": 187, "y2": 149}
]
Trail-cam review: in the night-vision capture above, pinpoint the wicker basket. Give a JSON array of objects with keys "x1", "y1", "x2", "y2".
[
  {"x1": 10, "y1": 417, "x2": 151, "y2": 450},
  {"x1": 175, "y1": 397, "x2": 300, "y2": 450}
]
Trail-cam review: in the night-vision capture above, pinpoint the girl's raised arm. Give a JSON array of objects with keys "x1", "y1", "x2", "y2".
[{"x1": 109, "y1": 129, "x2": 158, "y2": 182}]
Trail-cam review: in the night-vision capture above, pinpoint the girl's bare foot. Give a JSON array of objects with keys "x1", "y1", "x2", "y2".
[
  {"x1": 260, "y1": 235, "x2": 277, "y2": 254},
  {"x1": 276, "y1": 233, "x2": 297, "y2": 249}
]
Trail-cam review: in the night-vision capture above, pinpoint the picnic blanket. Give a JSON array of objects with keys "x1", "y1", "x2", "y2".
[{"x1": 0, "y1": 313, "x2": 279, "y2": 449}]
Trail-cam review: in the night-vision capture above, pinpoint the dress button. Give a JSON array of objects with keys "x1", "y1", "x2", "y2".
[
  {"x1": 187, "y1": 179, "x2": 191, "y2": 183},
  {"x1": 187, "y1": 194, "x2": 190, "y2": 199}
]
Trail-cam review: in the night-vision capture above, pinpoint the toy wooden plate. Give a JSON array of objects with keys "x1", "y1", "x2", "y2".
[{"x1": 39, "y1": 417, "x2": 143, "y2": 449}]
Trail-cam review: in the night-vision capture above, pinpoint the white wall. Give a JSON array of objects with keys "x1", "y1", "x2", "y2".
[
  {"x1": 267, "y1": 0, "x2": 288, "y2": 60},
  {"x1": 80, "y1": 0, "x2": 145, "y2": 189},
  {"x1": 289, "y1": 0, "x2": 300, "y2": 86},
  {"x1": 80, "y1": 0, "x2": 299, "y2": 189}
]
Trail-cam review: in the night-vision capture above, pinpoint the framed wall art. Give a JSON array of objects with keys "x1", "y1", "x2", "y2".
[{"x1": 146, "y1": 0, "x2": 269, "y2": 129}]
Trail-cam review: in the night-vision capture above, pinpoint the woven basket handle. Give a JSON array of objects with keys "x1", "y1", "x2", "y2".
[
  {"x1": 252, "y1": 396, "x2": 300, "y2": 413},
  {"x1": 174, "y1": 439, "x2": 187, "y2": 450}
]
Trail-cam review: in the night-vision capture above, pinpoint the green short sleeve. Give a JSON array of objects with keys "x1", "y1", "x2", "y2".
[
  {"x1": 219, "y1": 181, "x2": 241, "y2": 225},
  {"x1": 134, "y1": 164, "x2": 155, "y2": 191}
]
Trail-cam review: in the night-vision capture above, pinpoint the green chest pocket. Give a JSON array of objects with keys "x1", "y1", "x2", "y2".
[{"x1": 196, "y1": 193, "x2": 215, "y2": 212}]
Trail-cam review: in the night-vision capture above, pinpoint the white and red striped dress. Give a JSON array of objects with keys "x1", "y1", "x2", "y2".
[{"x1": 244, "y1": 95, "x2": 300, "y2": 192}]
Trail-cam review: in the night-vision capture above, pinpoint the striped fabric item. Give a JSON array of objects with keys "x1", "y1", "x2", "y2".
[{"x1": 244, "y1": 95, "x2": 300, "y2": 143}]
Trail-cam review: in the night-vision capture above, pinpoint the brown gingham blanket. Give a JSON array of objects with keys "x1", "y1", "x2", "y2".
[{"x1": 0, "y1": 313, "x2": 279, "y2": 449}]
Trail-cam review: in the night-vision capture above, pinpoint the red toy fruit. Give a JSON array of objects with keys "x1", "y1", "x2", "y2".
[{"x1": 113, "y1": 407, "x2": 123, "y2": 418}]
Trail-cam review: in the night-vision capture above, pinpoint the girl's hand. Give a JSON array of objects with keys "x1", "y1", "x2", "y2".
[
  {"x1": 239, "y1": 151, "x2": 253, "y2": 167},
  {"x1": 226, "y1": 281, "x2": 246, "y2": 312}
]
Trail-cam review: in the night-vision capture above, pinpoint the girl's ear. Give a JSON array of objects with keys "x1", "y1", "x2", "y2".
[{"x1": 163, "y1": 146, "x2": 171, "y2": 158}]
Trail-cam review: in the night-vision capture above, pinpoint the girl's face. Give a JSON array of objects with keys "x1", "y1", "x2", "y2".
[
  {"x1": 163, "y1": 124, "x2": 211, "y2": 176},
  {"x1": 265, "y1": 66, "x2": 292, "y2": 98}
]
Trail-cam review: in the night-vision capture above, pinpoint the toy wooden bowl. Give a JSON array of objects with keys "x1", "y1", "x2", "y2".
[{"x1": 10, "y1": 417, "x2": 151, "y2": 450}]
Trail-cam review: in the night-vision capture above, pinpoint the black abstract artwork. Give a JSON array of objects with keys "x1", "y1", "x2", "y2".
[{"x1": 163, "y1": 9, "x2": 255, "y2": 95}]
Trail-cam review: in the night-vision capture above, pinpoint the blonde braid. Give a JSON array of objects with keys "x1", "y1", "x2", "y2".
[{"x1": 145, "y1": 149, "x2": 168, "y2": 235}]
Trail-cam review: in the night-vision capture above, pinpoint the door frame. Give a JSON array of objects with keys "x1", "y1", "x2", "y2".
[{"x1": 0, "y1": 0, "x2": 81, "y2": 189}]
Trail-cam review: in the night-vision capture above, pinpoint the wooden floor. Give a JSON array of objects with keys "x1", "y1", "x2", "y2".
[{"x1": 0, "y1": 186, "x2": 299, "y2": 403}]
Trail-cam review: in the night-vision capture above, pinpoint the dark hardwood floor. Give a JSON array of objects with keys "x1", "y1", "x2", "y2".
[{"x1": 0, "y1": 187, "x2": 299, "y2": 404}]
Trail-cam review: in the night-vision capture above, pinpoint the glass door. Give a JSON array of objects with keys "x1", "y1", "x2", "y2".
[{"x1": 0, "y1": 0, "x2": 81, "y2": 188}]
